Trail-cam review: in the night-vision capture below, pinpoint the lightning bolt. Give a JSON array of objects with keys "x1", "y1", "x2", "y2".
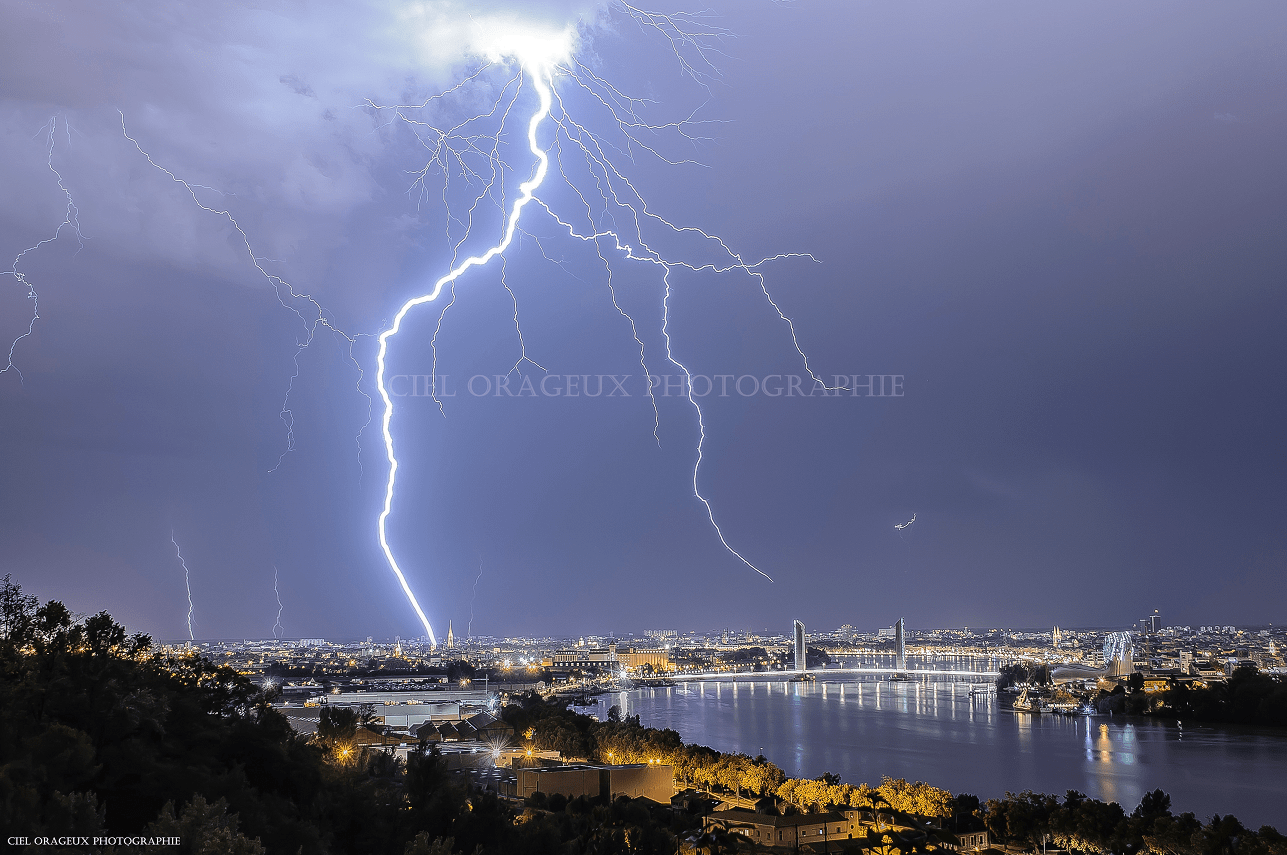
[
  {"x1": 467, "y1": 559, "x2": 484, "y2": 640},
  {"x1": 3, "y1": 116, "x2": 84, "y2": 381},
  {"x1": 375, "y1": 69, "x2": 554, "y2": 646},
  {"x1": 370, "y1": 8, "x2": 835, "y2": 632},
  {"x1": 10, "y1": 8, "x2": 827, "y2": 643},
  {"x1": 172, "y1": 532, "x2": 195, "y2": 641},
  {"x1": 273, "y1": 566, "x2": 284, "y2": 640}
]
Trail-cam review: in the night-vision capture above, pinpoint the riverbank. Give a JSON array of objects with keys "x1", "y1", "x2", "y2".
[{"x1": 590, "y1": 677, "x2": 1287, "y2": 829}]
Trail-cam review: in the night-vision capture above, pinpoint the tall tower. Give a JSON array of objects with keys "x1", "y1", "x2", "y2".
[
  {"x1": 446, "y1": 621, "x2": 455, "y2": 649},
  {"x1": 793, "y1": 620, "x2": 806, "y2": 672},
  {"x1": 895, "y1": 617, "x2": 907, "y2": 672}
]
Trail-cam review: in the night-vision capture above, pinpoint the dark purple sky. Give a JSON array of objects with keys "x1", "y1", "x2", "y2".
[{"x1": 2, "y1": 1, "x2": 1284, "y2": 641}]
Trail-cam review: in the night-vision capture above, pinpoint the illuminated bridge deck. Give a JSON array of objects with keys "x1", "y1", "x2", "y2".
[{"x1": 670, "y1": 667, "x2": 999, "y2": 682}]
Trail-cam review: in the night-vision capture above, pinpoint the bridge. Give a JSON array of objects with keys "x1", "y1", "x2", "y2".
[
  {"x1": 669, "y1": 666, "x2": 999, "y2": 682},
  {"x1": 667, "y1": 616, "x2": 1000, "y2": 682}
]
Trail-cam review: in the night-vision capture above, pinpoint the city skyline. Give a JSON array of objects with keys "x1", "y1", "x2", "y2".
[{"x1": 2, "y1": 1, "x2": 1286, "y2": 639}]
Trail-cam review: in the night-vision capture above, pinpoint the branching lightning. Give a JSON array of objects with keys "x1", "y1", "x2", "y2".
[
  {"x1": 370, "y1": 7, "x2": 834, "y2": 628},
  {"x1": 273, "y1": 566, "x2": 285, "y2": 640},
  {"x1": 8, "y1": 6, "x2": 836, "y2": 642},
  {"x1": 118, "y1": 115, "x2": 372, "y2": 473},
  {"x1": 172, "y1": 532, "x2": 195, "y2": 641},
  {"x1": 3, "y1": 117, "x2": 84, "y2": 382}
]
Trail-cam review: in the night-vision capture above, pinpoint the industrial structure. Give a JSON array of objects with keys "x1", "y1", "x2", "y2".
[{"x1": 1051, "y1": 631, "x2": 1137, "y2": 683}]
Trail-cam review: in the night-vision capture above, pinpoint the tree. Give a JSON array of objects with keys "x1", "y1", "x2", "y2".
[
  {"x1": 142, "y1": 795, "x2": 265, "y2": 855},
  {"x1": 318, "y1": 705, "x2": 360, "y2": 746},
  {"x1": 1, "y1": 574, "x2": 37, "y2": 643},
  {"x1": 1135, "y1": 790, "x2": 1173, "y2": 822},
  {"x1": 865, "y1": 827, "x2": 900, "y2": 855},
  {"x1": 741, "y1": 757, "x2": 786, "y2": 797},
  {"x1": 1141, "y1": 812, "x2": 1202, "y2": 855},
  {"x1": 879, "y1": 777, "x2": 953, "y2": 819},
  {"x1": 404, "y1": 834, "x2": 460, "y2": 855}
]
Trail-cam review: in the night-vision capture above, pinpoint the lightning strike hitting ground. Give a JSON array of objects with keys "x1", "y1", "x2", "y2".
[
  {"x1": 3, "y1": 117, "x2": 84, "y2": 381},
  {"x1": 172, "y1": 533, "x2": 195, "y2": 641},
  {"x1": 12, "y1": 7, "x2": 832, "y2": 642},
  {"x1": 371, "y1": 9, "x2": 833, "y2": 632},
  {"x1": 374, "y1": 68, "x2": 554, "y2": 646},
  {"x1": 273, "y1": 567, "x2": 285, "y2": 640}
]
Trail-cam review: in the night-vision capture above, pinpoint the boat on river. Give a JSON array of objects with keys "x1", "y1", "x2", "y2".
[{"x1": 1012, "y1": 687, "x2": 1049, "y2": 713}]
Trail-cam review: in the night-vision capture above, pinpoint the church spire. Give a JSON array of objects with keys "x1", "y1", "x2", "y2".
[{"x1": 446, "y1": 620, "x2": 454, "y2": 649}]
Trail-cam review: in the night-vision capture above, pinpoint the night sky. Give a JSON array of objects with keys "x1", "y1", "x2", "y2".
[{"x1": 2, "y1": 1, "x2": 1284, "y2": 641}]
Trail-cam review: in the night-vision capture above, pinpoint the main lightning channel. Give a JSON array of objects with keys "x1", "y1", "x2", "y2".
[{"x1": 374, "y1": 71, "x2": 554, "y2": 645}]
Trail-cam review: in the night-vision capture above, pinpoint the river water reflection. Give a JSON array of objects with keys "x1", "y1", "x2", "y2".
[{"x1": 593, "y1": 670, "x2": 1286, "y2": 829}]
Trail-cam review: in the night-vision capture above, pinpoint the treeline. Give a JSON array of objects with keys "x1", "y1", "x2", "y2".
[
  {"x1": 1154, "y1": 666, "x2": 1287, "y2": 727},
  {"x1": 983, "y1": 789, "x2": 1286, "y2": 855},
  {"x1": 0, "y1": 578, "x2": 684, "y2": 854},
  {"x1": 996, "y1": 661, "x2": 1052, "y2": 688},
  {"x1": 501, "y1": 695, "x2": 953, "y2": 817}
]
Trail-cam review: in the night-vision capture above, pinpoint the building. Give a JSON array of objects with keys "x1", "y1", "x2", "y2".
[
  {"x1": 446, "y1": 621, "x2": 454, "y2": 649},
  {"x1": 793, "y1": 620, "x2": 806, "y2": 672},
  {"x1": 1053, "y1": 632, "x2": 1137, "y2": 684},
  {"x1": 615, "y1": 646, "x2": 671, "y2": 673},
  {"x1": 1103, "y1": 632, "x2": 1136, "y2": 677},
  {"x1": 895, "y1": 617, "x2": 907, "y2": 672},
  {"x1": 516, "y1": 764, "x2": 672, "y2": 804},
  {"x1": 705, "y1": 808, "x2": 850, "y2": 849},
  {"x1": 550, "y1": 646, "x2": 620, "y2": 671},
  {"x1": 414, "y1": 710, "x2": 513, "y2": 744},
  {"x1": 351, "y1": 726, "x2": 404, "y2": 748},
  {"x1": 947, "y1": 829, "x2": 991, "y2": 851}
]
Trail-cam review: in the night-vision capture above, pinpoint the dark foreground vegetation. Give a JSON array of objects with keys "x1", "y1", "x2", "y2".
[{"x1": 2, "y1": 578, "x2": 1283, "y2": 854}]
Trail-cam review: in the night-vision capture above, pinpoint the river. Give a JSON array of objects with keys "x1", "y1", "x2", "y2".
[{"x1": 589, "y1": 663, "x2": 1287, "y2": 829}]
